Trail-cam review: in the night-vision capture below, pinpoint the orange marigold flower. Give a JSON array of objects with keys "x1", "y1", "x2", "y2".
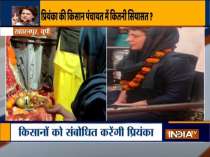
[
  {"x1": 154, "y1": 51, "x2": 165, "y2": 58},
  {"x1": 7, "y1": 97, "x2": 15, "y2": 109},
  {"x1": 128, "y1": 81, "x2": 139, "y2": 88},
  {"x1": 135, "y1": 74, "x2": 145, "y2": 80},
  {"x1": 146, "y1": 57, "x2": 160, "y2": 64},
  {"x1": 133, "y1": 78, "x2": 141, "y2": 83},
  {"x1": 141, "y1": 67, "x2": 151, "y2": 74}
]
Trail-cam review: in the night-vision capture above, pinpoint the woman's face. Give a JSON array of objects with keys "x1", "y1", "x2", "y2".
[
  {"x1": 127, "y1": 30, "x2": 146, "y2": 50},
  {"x1": 20, "y1": 9, "x2": 34, "y2": 23}
]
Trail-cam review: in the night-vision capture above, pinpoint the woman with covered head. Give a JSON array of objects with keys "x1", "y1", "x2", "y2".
[
  {"x1": 113, "y1": 27, "x2": 197, "y2": 121},
  {"x1": 46, "y1": 28, "x2": 106, "y2": 121}
]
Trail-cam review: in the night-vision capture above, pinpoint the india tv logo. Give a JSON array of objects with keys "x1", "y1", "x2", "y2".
[{"x1": 165, "y1": 129, "x2": 199, "y2": 140}]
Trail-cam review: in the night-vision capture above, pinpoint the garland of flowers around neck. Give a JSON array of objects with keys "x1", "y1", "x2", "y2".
[{"x1": 120, "y1": 50, "x2": 170, "y2": 91}]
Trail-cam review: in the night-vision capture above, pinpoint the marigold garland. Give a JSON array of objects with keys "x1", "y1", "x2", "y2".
[{"x1": 120, "y1": 50, "x2": 169, "y2": 91}]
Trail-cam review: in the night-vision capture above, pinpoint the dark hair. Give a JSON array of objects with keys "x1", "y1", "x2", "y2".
[
  {"x1": 127, "y1": 27, "x2": 149, "y2": 32},
  {"x1": 18, "y1": 7, "x2": 37, "y2": 21}
]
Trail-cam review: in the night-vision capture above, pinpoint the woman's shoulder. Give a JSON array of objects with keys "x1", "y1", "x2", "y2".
[
  {"x1": 168, "y1": 52, "x2": 197, "y2": 60},
  {"x1": 157, "y1": 52, "x2": 198, "y2": 73},
  {"x1": 163, "y1": 52, "x2": 197, "y2": 67}
]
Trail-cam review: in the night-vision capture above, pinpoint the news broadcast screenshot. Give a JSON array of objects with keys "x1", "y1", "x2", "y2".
[{"x1": 0, "y1": 0, "x2": 209, "y2": 157}]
